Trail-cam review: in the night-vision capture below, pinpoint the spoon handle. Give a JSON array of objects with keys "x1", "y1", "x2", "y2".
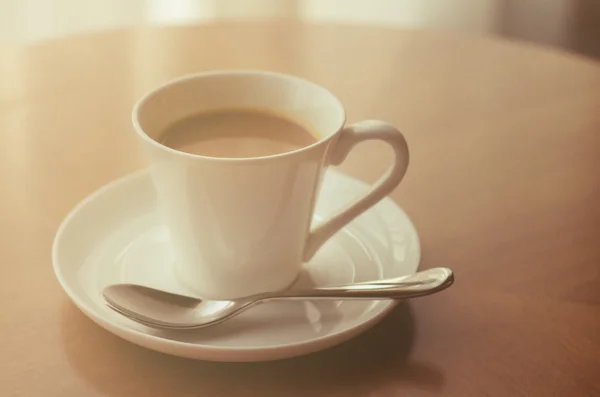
[{"x1": 274, "y1": 267, "x2": 454, "y2": 300}]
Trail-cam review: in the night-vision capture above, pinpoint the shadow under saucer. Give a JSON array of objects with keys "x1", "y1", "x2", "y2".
[{"x1": 61, "y1": 299, "x2": 445, "y2": 397}]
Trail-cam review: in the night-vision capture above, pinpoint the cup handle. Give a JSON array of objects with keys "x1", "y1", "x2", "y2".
[{"x1": 303, "y1": 120, "x2": 409, "y2": 261}]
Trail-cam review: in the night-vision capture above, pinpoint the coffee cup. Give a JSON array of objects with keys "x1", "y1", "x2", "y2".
[{"x1": 133, "y1": 70, "x2": 409, "y2": 299}]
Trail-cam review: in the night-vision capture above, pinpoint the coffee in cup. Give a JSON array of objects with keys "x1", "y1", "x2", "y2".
[{"x1": 159, "y1": 107, "x2": 318, "y2": 158}]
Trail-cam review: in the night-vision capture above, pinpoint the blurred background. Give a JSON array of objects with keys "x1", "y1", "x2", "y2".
[{"x1": 0, "y1": 0, "x2": 599, "y2": 59}]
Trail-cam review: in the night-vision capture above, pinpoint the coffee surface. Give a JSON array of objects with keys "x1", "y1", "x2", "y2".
[{"x1": 160, "y1": 108, "x2": 318, "y2": 158}]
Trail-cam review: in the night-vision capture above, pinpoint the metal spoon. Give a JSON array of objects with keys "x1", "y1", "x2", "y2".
[{"x1": 102, "y1": 267, "x2": 454, "y2": 330}]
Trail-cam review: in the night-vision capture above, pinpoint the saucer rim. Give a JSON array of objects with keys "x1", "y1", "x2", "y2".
[{"x1": 52, "y1": 168, "x2": 421, "y2": 359}]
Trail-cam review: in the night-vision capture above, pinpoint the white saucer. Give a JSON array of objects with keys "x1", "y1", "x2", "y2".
[{"x1": 52, "y1": 168, "x2": 420, "y2": 362}]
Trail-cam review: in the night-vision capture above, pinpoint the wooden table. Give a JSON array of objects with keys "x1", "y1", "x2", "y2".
[{"x1": 1, "y1": 21, "x2": 600, "y2": 397}]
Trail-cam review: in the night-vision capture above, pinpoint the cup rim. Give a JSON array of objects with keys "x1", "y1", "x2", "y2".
[{"x1": 132, "y1": 69, "x2": 347, "y2": 163}]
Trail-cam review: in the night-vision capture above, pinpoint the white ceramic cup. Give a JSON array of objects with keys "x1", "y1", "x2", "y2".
[{"x1": 133, "y1": 70, "x2": 409, "y2": 299}]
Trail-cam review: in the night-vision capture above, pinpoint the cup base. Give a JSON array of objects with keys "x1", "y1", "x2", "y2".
[{"x1": 172, "y1": 258, "x2": 302, "y2": 300}]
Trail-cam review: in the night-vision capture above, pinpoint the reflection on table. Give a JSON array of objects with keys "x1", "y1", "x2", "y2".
[{"x1": 0, "y1": 0, "x2": 599, "y2": 59}]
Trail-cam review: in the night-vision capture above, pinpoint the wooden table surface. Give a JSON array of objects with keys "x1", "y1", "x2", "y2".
[{"x1": 1, "y1": 21, "x2": 600, "y2": 397}]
